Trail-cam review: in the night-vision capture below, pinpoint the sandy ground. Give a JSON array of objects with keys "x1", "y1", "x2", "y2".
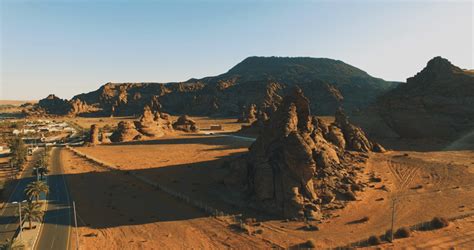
[
  {"x1": 65, "y1": 116, "x2": 246, "y2": 133},
  {"x1": 69, "y1": 124, "x2": 474, "y2": 248},
  {"x1": 377, "y1": 215, "x2": 474, "y2": 248},
  {"x1": 0, "y1": 100, "x2": 36, "y2": 106},
  {"x1": 60, "y1": 148, "x2": 274, "y2": 249}
]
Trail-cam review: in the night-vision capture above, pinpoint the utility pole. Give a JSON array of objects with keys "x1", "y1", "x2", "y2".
[
  {"x1": 12, "y1": 201, "x2": 25, "y2": 240},
  {"x1": 18, "y1": 202, "x2": 22, "y2": 239},
  {"x1": 73, "y1": 201, "x2": 79, "y2": 250},
  {"x1": 390, "y1": 198, "x2": 396, "y2": 243}
]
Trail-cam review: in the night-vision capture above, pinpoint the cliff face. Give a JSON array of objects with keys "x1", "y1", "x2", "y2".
[
  {"x1": 225, "y1": 88, "x2": 384, "y2": 218},
  {"x1": 34, "y1": 56, "x2": 398, "y2": 117},
  {"x1": 377, "y1": 57, "x2": 474, "y2": 139}
]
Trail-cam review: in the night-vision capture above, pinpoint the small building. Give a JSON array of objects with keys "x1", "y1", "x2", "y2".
[{"x1": 210, "y1": 124, "x2": 222, "y2": 130}]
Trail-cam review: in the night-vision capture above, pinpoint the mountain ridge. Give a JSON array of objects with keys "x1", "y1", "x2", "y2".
[{"x1": 30, "y1": 56, "x2": 399, "y2": 117}]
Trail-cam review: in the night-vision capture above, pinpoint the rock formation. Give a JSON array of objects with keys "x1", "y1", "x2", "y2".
[
  {"x1": 109, "y1": 121, "x2": 142, "y2": 142},
  {"x1": 109, "y1": 106, "x2": 174, "y2": 142},
  {"x1": 136, "y1": 106, "x2": 165, "y2": 137},
  {"x1": 376, "y1": 56, "x2": 474, "y2": 140},
  {"x1": 238, "y1": 110, "x2": 270, "y2": 135},
  {"x1": 37, "y1": 94, "x2": 72, "y2": 115},
  {"x1": 172, "y1": 115, "x2": 199, "y2": 132},
  {"x1": 89, "y1": 124, "x2": 100, "y2": 145},
  {"x1": 237, "y1": 104, "x2": 257, "y2": 123},
  {"x1": 30, "y1": 57, "x2": 398, "y2": 117},
  {"x1": 29, "y1": 94, "x2": 95, "y2": 117},
  {"x1": 330, "y1": 108, "x2": 385, "y2": 152},
  {"x1": 225, "y1": 88, "x2": 384, "y2": 218}
]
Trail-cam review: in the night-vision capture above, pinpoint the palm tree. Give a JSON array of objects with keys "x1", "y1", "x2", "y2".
[
  {"x1": 24, "y1": 181, "x2": 49, "y2": 202},
  {"x1": 37, "y1": 167, "x2": 49, "y2": 180},
  {"x1": 21, "y1": 202, "x2": 43, "y2": 230},
  {"x1": 1, "y1": 237, "x2": 25, "y2": 250}
]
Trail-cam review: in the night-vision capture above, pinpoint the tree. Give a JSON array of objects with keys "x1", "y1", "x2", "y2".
[
  {"x1": 24, "y1": 181, "x2": 49, "y2": 202},
  {"x1": 8, "y1": 137, "x2": 27, "y2": 170},
  {"x1": 33, "y1": 153, "x2": 50, "y2": 180},
  {"x1": 0, "y1": 237, "x2": 25, "y2": 250},
  {"x1": 21, "y1": 202, "x2": 43, "y2": 229},
  {"x1": 37, "y1": 167, "x2": 49, "y2": 180}
]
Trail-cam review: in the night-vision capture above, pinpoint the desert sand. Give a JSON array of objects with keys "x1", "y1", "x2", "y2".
[{"x1": 60, "y1": 117, "x2": 474, "y2": 248}]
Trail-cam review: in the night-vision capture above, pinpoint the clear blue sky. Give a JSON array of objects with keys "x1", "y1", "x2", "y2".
[{"x1": 1, "y1": 0, "x2": 472, "y2": 100}]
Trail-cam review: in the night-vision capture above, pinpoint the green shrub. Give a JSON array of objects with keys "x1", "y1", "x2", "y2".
[
  {"x1": 305, "y1": 239, "x2": 316, "y2": 248},
  {"x1": 395, "y1": 227, "x2": 411, "y2": 238},
  {"x1": 368, "y1": 235, "x2": 381, "y2": 246},
  {"x1": 431, "y1": 217, "x2": 449, "y2": 229}
]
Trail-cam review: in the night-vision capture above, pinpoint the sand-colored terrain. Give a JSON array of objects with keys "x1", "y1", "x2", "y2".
[
  {"x1": 65, "y1": 116, "x2": 246, "y2": 133},
  {"x1": 0, "y1": 100, "x2": 36, "y2": 106},
  {"x1": 378, "y1": 215, "x2": 474, "y2": 248},
  {"x1": 60, "y1": 148, "x2": 275, "y2": 249},
  {"x1": 66, "y1": 116, "x2": 474, "y2": 248}
]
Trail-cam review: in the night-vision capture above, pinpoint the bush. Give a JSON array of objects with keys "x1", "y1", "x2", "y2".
[
  {"x1": 255, "y1": 229, "x2": 264, "y2": 234},
  {"x1": 304, "y1": 224, "x2": 319, "y2": 231},
  {"x1": 395, "y1": 227, "x2": 411, "y2": 238},
  {"x1": 305, "y1": 239, "x2": 316, "y2": 248},
  {"x1": 431, "y1": 217, "x2": 449, "y2": 229},
  {"x1": 368, "y1": 235, "x2": 381, "y2": 246}
]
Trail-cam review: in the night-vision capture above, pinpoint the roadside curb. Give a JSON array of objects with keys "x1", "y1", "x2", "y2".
[
  {"x1": 28, "y1": 149, "x2": 52, "y2": 250},
  {"x1": 29, "y1": 176, "x2": 49, "y2": 250}
]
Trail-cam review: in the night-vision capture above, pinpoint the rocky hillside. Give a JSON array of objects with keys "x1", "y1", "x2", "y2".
[
  {"x1": 31, "y1": 57, "x2": 398, "y2": 117},
  {"x1": 376, "y1": 56, "x2": 474, "y2": 140}
]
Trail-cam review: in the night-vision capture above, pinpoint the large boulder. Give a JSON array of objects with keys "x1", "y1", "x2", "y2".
[
  {"x1": 172, "y1": 115, "x2": 199, "y2": 132},
  {"x1": 136, "y1": 106, "x2": 165, "y2": 137},
  {"x1": 110, "y1": 121, "x2": 141, "y2": 142},
  {"x1": 89, "y1": 124, "x2": 100, "y2": 145}
]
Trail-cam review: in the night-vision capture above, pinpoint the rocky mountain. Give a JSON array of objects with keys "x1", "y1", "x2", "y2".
[
  {"x1": 32, "y1": 57, "x2": 398, "y2": 117},
  {"x1": 376, "y1": 56, "x2": 474, "y2": 140}
]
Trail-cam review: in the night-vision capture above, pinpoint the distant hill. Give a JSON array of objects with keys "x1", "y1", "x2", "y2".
[
  {"x1": 31, "y1": 56, "x2": 399, "y2": 117},
  {"x1": 376, "y1": 56, "x2": 474, "y2": 139}
]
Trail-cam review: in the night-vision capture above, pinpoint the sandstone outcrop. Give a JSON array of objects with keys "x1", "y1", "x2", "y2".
[
  {"x1": 136, "y1": 106, "x2": 165, "y2": 137},
  {"x1": 89, "y1": 124, "x2": 100, "y2": 145},
  {"x1": 109, "y1": 121, "x2": 141, "y2": 142},
  {"x1": 110, "y1": 106, "x2": 174, "y2": 142},
  {"x1": 237, "y1": 104, "x2": 257, "y2": 123},
  {"x1": 172, "y1": 115, "x2": 199, "y2": 132},
  {"x1": 238, "y1": 110, "x2": 270, "y2": 135},
  {"x1": 225, "y1": 88, "x2": 384, "y2": 218},
  {"x1": 377, "y1": 56, "x2": 474, "y2": 140},
  {"x1": 37, "y1": 94, "x2": 71, "y2": 115},
  {"x1": 330, "y1": 108, "x2": 385, "y2": 152}
]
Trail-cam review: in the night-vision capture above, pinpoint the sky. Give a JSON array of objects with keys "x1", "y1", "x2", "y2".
[{"x1": 1, "y1": 0, "x2": 472, "y2": 100}]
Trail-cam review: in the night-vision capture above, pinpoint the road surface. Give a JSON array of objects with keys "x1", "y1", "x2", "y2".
[
  {"x1": 200, "y1": 131, "x2": 257, "y2": 142},
  {"x1": 35, "y1": 147, "x2": 72, "y2": 250},
  {"x1": 0, "y1": 149, "x2": 41, "y2": 243}
]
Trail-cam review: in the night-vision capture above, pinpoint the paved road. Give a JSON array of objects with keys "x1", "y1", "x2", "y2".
[
  {"x1": 0, "y1": 150, "x2": 41, "y2": 243},
  {"x1": 35, "y1": 147, "x2": 72, "y2": 250},
  {"x1": 200, "y1": 131, "x2": 257, "y2": 142}
]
